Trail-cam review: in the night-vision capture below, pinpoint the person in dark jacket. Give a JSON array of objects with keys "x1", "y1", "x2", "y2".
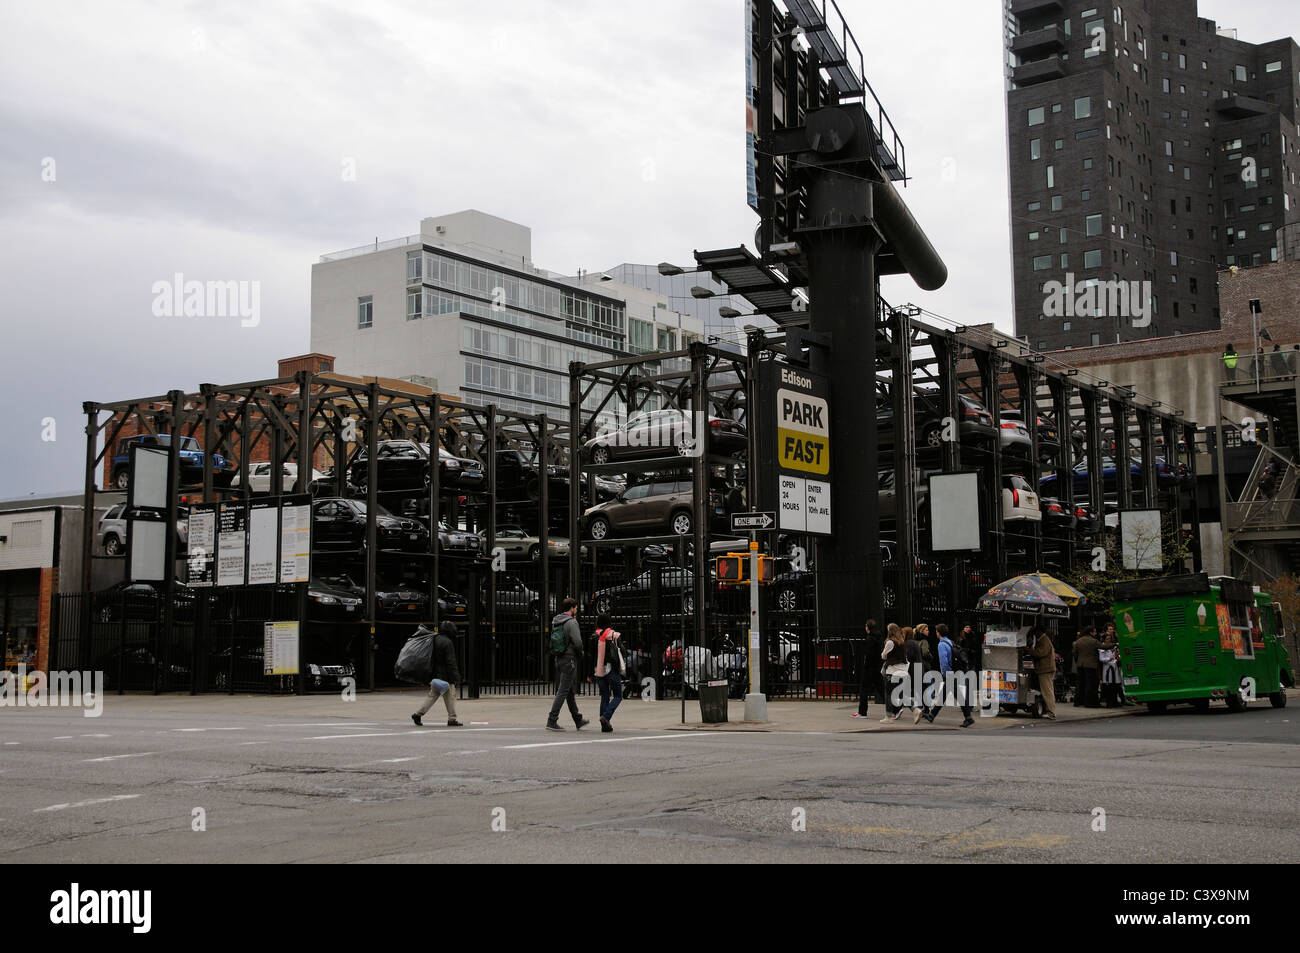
[
  {"x1": 853, "y1": 619, "x2": 881, "y2": 718},
  {"x1": 412, "y1": 621, "x2": 464, "y2": 727},
  {"x1": 1073, "y1": 625, "x2": 1102, "y2": 708},
  {"x1": 546, "y1": 597, "x2": 590, "y2": 731}
]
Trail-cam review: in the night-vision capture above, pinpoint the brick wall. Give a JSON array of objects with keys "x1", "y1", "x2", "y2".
[{"x1": 36, "y1": 566, "x2": 55, "y2": 673}]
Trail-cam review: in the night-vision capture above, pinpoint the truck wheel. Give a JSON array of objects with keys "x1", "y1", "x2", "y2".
[
  {"x1": 1224, "y1": 692, "x2": 1247, "y2": 713},
  {"x1": 1146, "y1": 701, "x2": 1168, "y2": 714},
  {"x1": 104, "y1": 534, "x2": 124, "y2": 557},
  {"x1": 114, "y1": 469, "x2": 130, "y2": 490},
  {"x1": 1269, "y1": 690, "x2": 1287, "y2": 709}
]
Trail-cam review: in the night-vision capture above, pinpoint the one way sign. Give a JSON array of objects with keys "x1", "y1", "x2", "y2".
[{"x1": 731, "y1": 512, "x2": 775, "y2": 531}]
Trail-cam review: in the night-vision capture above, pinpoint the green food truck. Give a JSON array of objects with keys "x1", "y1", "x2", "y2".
[{"x1": 1111, "y1": 573, "x2": 1294, "y2": 713}]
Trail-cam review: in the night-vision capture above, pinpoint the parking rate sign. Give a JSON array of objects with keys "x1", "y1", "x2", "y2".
[{"x1": 768, "y1": 366, "x2": 832, "y2": 535}]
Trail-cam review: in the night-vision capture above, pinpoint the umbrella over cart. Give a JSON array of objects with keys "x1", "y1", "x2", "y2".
[{"x1": 976, "y1": 572, "x2": 1087, "y2": 618}]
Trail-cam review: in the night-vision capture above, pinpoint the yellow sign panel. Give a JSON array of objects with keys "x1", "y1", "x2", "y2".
[{"x1": 778, "y1": 428, "x2": 830, "y2": 474}]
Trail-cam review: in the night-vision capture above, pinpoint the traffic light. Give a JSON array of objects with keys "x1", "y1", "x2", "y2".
[{"x1": 715, "y1": 555, "x2": 744, "y2": 583}]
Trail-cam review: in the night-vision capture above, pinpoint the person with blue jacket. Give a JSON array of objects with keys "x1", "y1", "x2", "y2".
[{"x1": 923, "y1": 623, "x2": 974, "y2": 727}]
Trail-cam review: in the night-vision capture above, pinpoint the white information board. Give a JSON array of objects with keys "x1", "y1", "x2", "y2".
[
  {"x1": 186, "y1": 505, "x2": 217, "y2": 586},
  {"x1": 130, "y1": 447, "x2": 170, "y2": 510},
  {"x1": 263, "y1": 621, "x2": 300, "y2": 675},
  {"x1": 278, "y1": 502, "x2": 311, "y2": 583},
  {"x1": 128, "y1": 517, "x2": 167, "y2": 582},
  {"x1": 247, "y1": 502, "x2": 279, "y2": 586},
  {"x1": 929, "y1": 472, "x2": 982, "y2": 551}
]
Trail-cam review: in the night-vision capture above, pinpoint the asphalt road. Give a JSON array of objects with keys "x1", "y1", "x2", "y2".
[{"x1": 1, "y1": 700, "x2": 1296, "y2": 863}]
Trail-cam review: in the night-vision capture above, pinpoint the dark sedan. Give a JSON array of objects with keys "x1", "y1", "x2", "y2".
[
  {"x1": 876, "y1": 389, "x2": 997, "y2": 450},
  {"x1": 589, "y1": 568, "x2": 696, "y2": 618},
  {"x1": 1039, "y1": 455, "x2": 1189, "y2": 496},
  {"x1": 311, "y1": 498, "x2": 429, "y2": 552}
]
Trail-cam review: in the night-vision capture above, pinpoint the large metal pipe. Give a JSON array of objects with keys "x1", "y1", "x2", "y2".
[{"x1": 871, "y1": 177, "x2": 948, "y2": 292}]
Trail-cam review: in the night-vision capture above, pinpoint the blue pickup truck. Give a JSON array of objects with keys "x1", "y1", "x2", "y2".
[{"x1": 110, "y1": 434, "x2": 234, "y2": 490}]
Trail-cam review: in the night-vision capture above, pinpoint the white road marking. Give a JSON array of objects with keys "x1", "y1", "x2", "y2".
[
  {"x1": 80, "y1": 733, "x2": 111, "y2": 738},
  {"x1": 268, "y1": 722, "x2": 378, "y2": 728},
  {"x1": 35, "y1": 794, "x2": 141, "y2": 813},
  {"x1": 451, "y1": 749, "x2": 490, "y2": 755},
  {"x1": 3, "y1": 742, "x2": 19, "y2": 746},
  {"x1": 239, "y1": 741, "x2": 269, "y2": 746},
  {"x1": 306, "y1": 731, "x2": 425, "y2": 740},
  {"x1": 83, "y1": 752, "x2": 158, "y2": 763},
  {"x1": 53, "y1": 736, "x2": 73, "y2": 740},
  {"x1": 345, "y1": 756, "x2": 422, "y2": 766},
  {"x1": 501, "y1": 732, "x2": 722, "y2": 750}
]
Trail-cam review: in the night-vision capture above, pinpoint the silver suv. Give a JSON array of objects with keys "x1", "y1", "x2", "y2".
[{"x1": 98, "y1": 503, "x2": 189, "y2": 557}]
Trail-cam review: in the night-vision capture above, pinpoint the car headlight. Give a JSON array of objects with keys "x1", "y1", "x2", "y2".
[
  {"x1": 312, "y1": 595, "x2": 339, "y2": 605},
  {"x1": 342, "y1": 598, "x2": 361, "y2": 606},
  {"x1": 446, "y1": 459, "x2": 460, "y2": 468}
]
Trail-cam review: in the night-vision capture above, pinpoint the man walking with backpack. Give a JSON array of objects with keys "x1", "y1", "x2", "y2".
[
  {"x1": 923, "y1": 623, "x2": 974, "y2": 727},
  {"x1": 546, "y1": 597, "x2": 590, "y2": 731}
]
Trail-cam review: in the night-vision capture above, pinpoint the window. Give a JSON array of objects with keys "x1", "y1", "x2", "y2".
[
  {"x1": 1076, "y1": 129, "x2": 1099, "y2": 140},
  {"x1": 1081, "y1": 189, "x2": 1091, "y2": 201},
  {"x1": 1054, "y1": 138, "x2": 1064, "y2": 150},
  {"x1": 1083, "y1": 157, "x2": 1093, "y2": 170},
  {"x1": 1060, "y1": 254, "x2": 1069, "y2": 268},
  {"x1": 406, "y1": 251, "x2": 422, "y2": 282},
  {"x1": 1029, "y1": 231, "x2": 1040, "y2": 241},
  {"x1": 1179, "y1": 53, "x2": 1186, "y2": 69},
  {"x1": 1086, "y1": 214, "x2": 1102, "y2": 236},
  {"x1": 407, "y1": 291, "x2": 421, "y2": 320},
  {"x1": 1032, "y1": 255, "x2": 1052, "y2": 271},
  {"x1": 1063, "y1": 322, "x2": 1072, "y2": 331},
  {"x1": 1051, "y1": 195, "x2": 1063, "y2": 211},
  {"x1": 1265, "y1": 61, "x2": 1282, "y2": 73},
  {"x1": 1091, "y1": 333, "x2": 1101, "y2": 346},
  {"x1": 357, "y1": 295, "x2": 373, "y2": 329},
  {"x1": 1027, "y1": 201, "x2": 1041, "y2": 211},
  {"x1": 1059, "y1": 228, "x2": 1069, "y2": 244},
  {"x1": 1234, "y1": 64, "x2": 1247, "y2": 82},
  {"x1": 1046, "y1": 165, "x2": 1055, "y2": 188},
  {"x1": 1084, "y1": 249, "x2": 1102, "y2": 269},
  {"x1": 1030, "y1": 138, "x2": 1041, "y2": 160},
  {"x1": 1074, "y1": 96, "x2": 1092, "y2": 119},
  {"x1": 1170, "y1": 251, "x2": 1178, "y2": 266},
  {"x1": 1028, "y1": 107, "x2": 1045, "y2": 127}
]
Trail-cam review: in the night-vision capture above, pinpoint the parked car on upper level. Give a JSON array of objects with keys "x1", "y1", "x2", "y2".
[
  {"x1": 479, "y1": 525, "x2": 584, "y2": 560},
  {"x1": 581, "y1": 410, "x2": 747, "y2": 465},
  {"x1": 110, "y1": 434, "x2": 233, "y2": 490},
  {"x1": 580, "y1": 477, "x2": 733, "y2": 540},
  {"x1": 999, "y1": 410, "x2": 1062, "y2": 462},
  {"x1": 231, "y1": 462, "x2": 325, "y2": 495},
  {"x1": 1038, "y1": 455, "x2": 1189, "y2": 497},
  {"x1": 875, "y1": 389, "x2": 997, "y2": 450},
  {"x1": 1002, "y1": 474, "x2": 1042, "y2": 523},
  {"x1": 97, "y1": 503, "x2": 189, "y2": 557},
  {"x1": 310, "y1": 498, "x2": 429, "y2": 552}
]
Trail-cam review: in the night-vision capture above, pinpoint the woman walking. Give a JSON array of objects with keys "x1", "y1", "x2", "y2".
[
  {"x1": 593, "y1": 613, "x2": 624, "y2": 733},
  {"x1": 880, "y1": 623, "x2": 906, "y2": 723}
]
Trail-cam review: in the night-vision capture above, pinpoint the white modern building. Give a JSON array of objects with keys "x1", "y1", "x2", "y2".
[{"x1": 311, "y1": 211, "x2": 705, "y2": 418}]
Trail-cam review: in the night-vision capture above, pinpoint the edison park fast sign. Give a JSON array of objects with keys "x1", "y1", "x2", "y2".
[{"x1": 760, "y1": 363, "x2": 832, "y2": 536}]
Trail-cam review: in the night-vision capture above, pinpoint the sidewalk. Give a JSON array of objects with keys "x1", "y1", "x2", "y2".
[{"x1": 71, "y1": 688, "x2": 1139, "y2": 733}]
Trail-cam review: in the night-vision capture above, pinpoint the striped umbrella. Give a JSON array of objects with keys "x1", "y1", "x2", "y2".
[{"x1": 976, "y1": 572, "x2": 1087, "y2": 618}]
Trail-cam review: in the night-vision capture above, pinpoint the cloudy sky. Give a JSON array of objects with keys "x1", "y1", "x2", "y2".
[{"x1": 0, "y1": 0, "x2": 1292, "y2": 499}]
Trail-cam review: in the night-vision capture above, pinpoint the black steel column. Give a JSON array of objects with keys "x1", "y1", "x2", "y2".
[
  {"x1": 1050, "y1": 379, "x2": 1075, "y2": 573},
  {"x1": 568, "y1": 363, "x2": 583, "y2": 603},
  {"x1": 80, "y1": 403, "x2": 99, "y2": 670},
  {"x1": 538, "y1": 412, "x2": 551, "y2": 662},
  {"x1": 364, "y1": 382, "x2": 379, "y2": 692},
  {"x1": 803, "y1": 177, "x2": 884, "y2": 633},
  {"x1": 976, "y1": 351, "x2": 1006, "y2": 580}
]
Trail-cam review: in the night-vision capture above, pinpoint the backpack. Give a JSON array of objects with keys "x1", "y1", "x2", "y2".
[
  {"x1": 947, "y1": 639, "x2": 971, "y2": 671},
  {"x1": 550, "y1": 619, "x2": 569, "y2": 656}
]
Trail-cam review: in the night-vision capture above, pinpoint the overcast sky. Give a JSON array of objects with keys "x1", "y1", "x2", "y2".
[{"x1": 0, "y1": 0, "x2": 1293, "y2": 499}]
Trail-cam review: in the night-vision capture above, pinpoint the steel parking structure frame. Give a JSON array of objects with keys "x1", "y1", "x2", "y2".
[{"x1": 72, "y1": 372, "x2": 584, "y2": 696}]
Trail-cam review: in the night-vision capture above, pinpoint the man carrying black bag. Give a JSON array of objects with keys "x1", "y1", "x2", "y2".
[{"x1": 412, "y1": 622, "x2": 464, "y2": 727}]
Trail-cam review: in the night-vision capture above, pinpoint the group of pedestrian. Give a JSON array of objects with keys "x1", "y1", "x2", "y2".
[
  {"x1": 870, "y1": 620, "x2": 976, "y2": 728},
  {"x1": 1223, "y1": 341, "x2": 1299, "y2": 382},
  {"x1": 1070, "y1": 622, "x2": 1132, "y2": 708}
]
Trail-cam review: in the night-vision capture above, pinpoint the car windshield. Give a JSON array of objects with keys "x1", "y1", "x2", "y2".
[{"x1": 320, "y1": 575, "x2": 358, "y2": 589}]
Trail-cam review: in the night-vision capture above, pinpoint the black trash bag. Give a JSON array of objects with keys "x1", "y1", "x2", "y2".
[{"x1": 394, "y1": 626, "x2": 435, "y2": 684}]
